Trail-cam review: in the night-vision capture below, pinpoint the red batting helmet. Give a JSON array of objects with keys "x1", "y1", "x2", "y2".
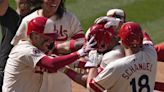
[
  {"x1": 27, "y1": 17, "x2": 58, "y2": 39},
  {"x1": 119, "y1": 22, "x2": 143, "y2": 48},
  {"x1": 87, "y1": 23, "x2": 117, "y2": 53}
]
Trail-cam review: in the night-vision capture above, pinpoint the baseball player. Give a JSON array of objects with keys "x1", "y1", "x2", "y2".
[
  {"x1": 2, "y1": 17, "x2": 96, "y2": 92},
  {"x1": 62, "y1": 21, "x2": 125, "y2": 87},
  {"x1": 11, "y1": 0, "x2": 85, "y2": 54},
  {"x1": 74, "y1": 17, "x2": 123, "y2": 73},
  {"x1": 85, "y1": 21, "x2": 124, "y2": 68},
  {"x1": 96, "y1": 8, "x2": 163, "y2": 63},
  {"x1": 69, "y1": 9, "x2": 126, "y2": 73},
  {"x1": 87, "y1": 22, "x2": 157, "y2": 92},
  {"x1": 11, "y1": 0, "x2": 85, "y2": 92}
]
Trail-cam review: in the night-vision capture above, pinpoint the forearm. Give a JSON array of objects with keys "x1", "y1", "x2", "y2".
[
  {"x1": 64, "y1": 67, "x2": 87, "y2": 87},
  {"x1": 54, "y1": 39, "x2": 85, "y2": 55},
  {"x1": 87, "y1": 68, "x2": 98, "y2": 90},
  {"x1": 54, "y1": 41, "x2": 72, "y2": 54},
  {"x1": 37, "y1": 52, "x2": 80, "y2": 72}
]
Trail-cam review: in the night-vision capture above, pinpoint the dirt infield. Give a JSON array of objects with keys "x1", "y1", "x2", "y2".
[
  {"x1": 72, "y1": 81, "x2": 87, "y2": 92},
  {"x1": 72, "y1": 62, "x2": 164, "y2": 92},
  {"x1": 156, "y1": 62, "x2": 164, "y2": 82}
]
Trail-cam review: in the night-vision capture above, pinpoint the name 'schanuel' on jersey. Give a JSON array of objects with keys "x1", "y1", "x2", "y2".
[{"x1": 122, "y1": 59, "x2": 152, "y2": 80}]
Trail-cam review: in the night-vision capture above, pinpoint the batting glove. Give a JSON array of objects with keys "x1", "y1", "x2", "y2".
[
  {"x1": 77, "y1": 36, "x2": 97, "y2": 57},
  {"x1": 95, "y1": 16, "x2": 122, "y2": 29},
  {"x1": 85, "y1": 50, "x2": 103, "y2": 68}
]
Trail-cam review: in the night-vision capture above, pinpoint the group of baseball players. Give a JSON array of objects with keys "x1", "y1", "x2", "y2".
[{"x1": 0, "y1": 0, "x2": 164, "y2": 92}]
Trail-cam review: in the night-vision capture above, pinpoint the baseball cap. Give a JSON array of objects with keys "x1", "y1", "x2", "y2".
[{"x1": 106, "y1": 9, "x2": 126, "y2": 22}]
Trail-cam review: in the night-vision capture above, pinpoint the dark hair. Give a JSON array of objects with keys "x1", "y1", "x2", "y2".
[
  {"x1": 56, "y1": 0, "x2": 66, "y2": 19},
  {"x1": 30, "y1": 0, "x2": 43, "y2": 7},
  {"x1": 30, "y1": 0, "x2": 66, "y2": 19},
  {"x1": 29, "y1": 0, "x2": 43, "y2": 12}
]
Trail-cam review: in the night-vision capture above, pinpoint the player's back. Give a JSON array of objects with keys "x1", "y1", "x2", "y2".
[{"x1": 105, "y1": 44, "x2": 157, "y2": 92}]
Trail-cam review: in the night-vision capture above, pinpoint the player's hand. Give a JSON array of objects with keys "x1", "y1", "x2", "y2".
[
  {"x1": 77, "y1": 36, "x2": 97, "y2": 57},
  {"x1": 95, "y1": 16, "x2": 122, "y2": 29},
  {"x1": 94, "y1": 16, "x2": 106, "y2": 23},
  {"x1": 85, "y1": 50, "x2": 103, "y2": 68}
]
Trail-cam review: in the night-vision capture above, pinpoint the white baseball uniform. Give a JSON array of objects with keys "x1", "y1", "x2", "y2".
[
  {"x1": 100, "y1": 45, "x2": 124, "y2": 69},
  {"x1": 11, "y1": 9, "x2": 85, "y2": 46},
  {"x1": 89, "y1": 43, "x2": 157, "y2": 92},
  {"x1": 11, "y1": 9, "x2": 85, "y2": 92},
  {"x1": 3, "y1": 40, "x2": 46, "y2": 92},
  {"x1": 85, "y1": 45, "x2": 124, "y2": 70},
  {"x1": 39, "y1": 11, "x2": 84, "y2": 92}
]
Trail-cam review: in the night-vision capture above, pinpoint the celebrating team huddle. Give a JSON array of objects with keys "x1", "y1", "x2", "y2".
[{"x1": 0, "y1": 0, "x2": 164, "y2": 92}]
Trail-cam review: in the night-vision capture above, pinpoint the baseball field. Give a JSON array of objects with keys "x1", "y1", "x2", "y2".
[{"x1": 4, "y1": 0, "x2": 164, "y2": 91}]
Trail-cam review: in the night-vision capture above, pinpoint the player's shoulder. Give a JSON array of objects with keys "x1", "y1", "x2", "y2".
[
  {"x1": 103, "y1": 45, "x2": 124, "y2": 61},
  {"x1": 64, "y1": 10, "x2": 75, "y2": 17},
  {"x1": 104, "y1": 45, "x2": 124, "y2": 55},
  {"x1": 15, "y1": 41, "x2": 39, "y2": 54},
  {"x1": 107, "y1": 55, "x2": 134, "y2": 68},
  {"x1": 142, "y1": 43, "x2": 155, "y2": 52},
  {"x1": 142, "y1": 44, "x2": 157, "y2": 60},
  {"x1": 103, "y1": 57, "x2": 127, "y2": 74},
  {"x1": 22, "y1": 11, "x2": 38, "y2": 22},
  {"x1": 63, "y1": 11, "x2": 78, "y2": 20}
]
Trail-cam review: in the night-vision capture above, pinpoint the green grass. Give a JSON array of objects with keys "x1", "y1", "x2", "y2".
[
  {"x1": 9, "y1": 0, "x2": 16, "y2": 9},
  {"x1": 7, "y1": 0, "x2": 164, "y2": 44}
]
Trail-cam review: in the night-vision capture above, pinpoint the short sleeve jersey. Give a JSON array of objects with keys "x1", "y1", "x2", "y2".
[
  {"x1": 100, "y1": 45, "x2": 124, "y2": 69},
  {"x1": 91, "y1": 44, "x2": 157, "y2": 92},
  {"x1": 3, "y1": 41, "x2": 46, "y2": 92},
  {"x1": 11, "y1": 10, "x2": 84, "y2": 46}
]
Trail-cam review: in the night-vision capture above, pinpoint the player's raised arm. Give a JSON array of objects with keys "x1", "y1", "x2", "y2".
[
  {"x1": 37, "y1": 36, "x2": 96, "y2": 72},
  {"x1": 27, "y1": 17, "x2": 96, "y2": 72}
]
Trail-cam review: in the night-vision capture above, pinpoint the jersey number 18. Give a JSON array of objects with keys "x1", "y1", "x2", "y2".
[{"x1": 130, "y1": 75, "x2": 150, "y2": 92}]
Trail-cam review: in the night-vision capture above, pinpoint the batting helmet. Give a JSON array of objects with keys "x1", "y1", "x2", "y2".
[
  {"x1": 119, "y1": 22, "x2": 143, "y2": 48},
  {"x1": 106, "y1": 9, "x2": 126, "y2": 22},
  {"x1": 87, "y1": 23, "x2": 117, "y2": 53},
  {"x1": 27, "y1": 17, "x2": 58, "y2": 39}
]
